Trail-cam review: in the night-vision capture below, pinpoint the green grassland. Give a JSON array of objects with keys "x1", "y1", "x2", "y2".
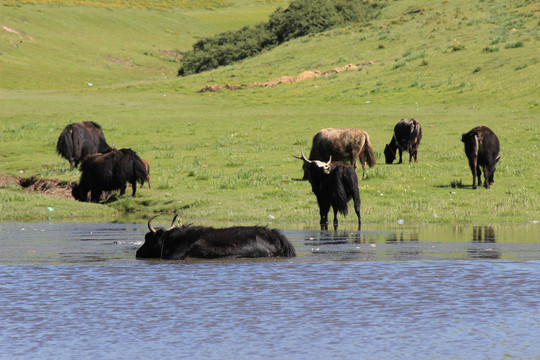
[{"x1": 1, "y1": 0, "x2": 539, "y2": 226}]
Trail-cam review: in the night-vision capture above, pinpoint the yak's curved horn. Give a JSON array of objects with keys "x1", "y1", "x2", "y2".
[
  {"x1": 167, "y1": 214, "x2": 180, "y2": 231},
  {"x1": 148, "y1": 215, "x2": 160, "y2": 233},
  {"x1": 326, "y1": 155, "x2": 332, "y2": 165},
  {"x1": 292, "y1": 149, "x2": 311, "y2": 163},
  {"x1": 301, "y1": 149, "x2": 311, "y2": 162}
]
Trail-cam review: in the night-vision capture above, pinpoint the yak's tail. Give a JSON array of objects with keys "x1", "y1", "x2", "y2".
[
  {"x1": 56, "y1": 125, "x2": 74, "y2": 160},
  {"x1": 273, "y1": 229, "x2": 296, "y2": 257},
  {"x1": 132, "y1": 152, "x2": 149, "y2": 186},
  {"x1": 363, "y1": 133, "x2": 376, "y2": 168},
  {"x1": 412, "y1": 119, "x2": 422, "y2": 144},
  {"x1": 334, "y1": 166, "x2": 351, "y2": 217}
]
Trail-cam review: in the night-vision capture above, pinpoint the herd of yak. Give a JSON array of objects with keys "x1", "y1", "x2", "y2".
[{"x1": 56, "y1": 119, "x2": 500, "y2": 260}]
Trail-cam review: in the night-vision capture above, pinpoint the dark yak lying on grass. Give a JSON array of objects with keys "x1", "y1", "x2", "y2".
[
  {"x1": 136, "y1": 215, "x2": 296, "y2": 260},
  {"x1": 384, "y1": 118, "x2": 422, "y2": 164},
  {"x1": 72, "y1": 148, "x2": 147, "y2": 202},
  {"x1": 461, "y1": 126, "x2": 500, "y2": 189},
  {"x1": 294, "y1": 150, "x2": 361, "y2": 230},
  {"x1": 304, "y1": 128, "x2": 376, "y2": 179},
  {"x1": 56, "y1": 121, "x2": 112, "y2": 170}
]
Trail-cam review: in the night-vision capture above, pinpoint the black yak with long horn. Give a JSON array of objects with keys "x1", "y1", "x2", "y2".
[
  {"x1": 56, "y1": 121, "x2": 112, "y2": 170},
  {"x1": 294, "y1": 150, "x2": 362, "y2": 230},
  {"x1": 72, "y1": 148, "x2": 147, "y2": 202},
  {"x1": 136, "y1": 215, "x2": 296, "y2": 260}
]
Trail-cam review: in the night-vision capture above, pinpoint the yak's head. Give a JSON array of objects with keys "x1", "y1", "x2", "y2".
[
  {"x1": 293, "y1": 150, "x2": 332, "y2": 181},
  {"x1": 136, "y1": 215, "x2": 180, "y2": 259},
  {"x1": 384, "y1": 144, "x2": 396, "y2": 164},
  {"x1": 71, "y1": 184, "x2": 87, "y2": 202}
]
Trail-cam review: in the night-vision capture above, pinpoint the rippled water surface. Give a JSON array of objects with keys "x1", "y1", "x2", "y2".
[{"x1": 1, "y1": 222, "x2": 539, "y2": 359}]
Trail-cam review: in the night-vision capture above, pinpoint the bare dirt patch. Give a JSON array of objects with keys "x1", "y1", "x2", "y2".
[
  {"x1": 159, "y1": 50, "x2": 182, "y2": 59},
  {"x1": 199, "y1": 61, "x2": 375, "y2": 93},
  {"x1": 105, "y1": 55, "x2": 133, "y2": 67},
  {"x1": 0, "y1": 176, "x2": 76, "y2": 200}
]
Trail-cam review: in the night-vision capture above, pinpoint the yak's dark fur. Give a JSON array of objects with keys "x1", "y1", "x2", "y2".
[
  {"x1": 136, "y1": 216, "x2": 296, "y2": 260},
  {"x1": 295, "y1": 153, "x2": 361, "y2": 230},
  {"x1": 461, "y1": 126, "x2": 500, "y2": 189},
  {"x1": 56, "y1": 121, "x2": 112, "y2": 170},
  {"x1": 304, "y1": 128, "x2": 376, "y2": 179},
  {"x1": 72, "y1": 148, "x2": 147, "y2": 202},
  {"x1": 384, "y1": 118, "x2": 422, "y2": 164}
]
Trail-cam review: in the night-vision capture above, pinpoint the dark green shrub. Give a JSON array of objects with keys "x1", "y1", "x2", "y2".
[
  {"x1": 178, "y1": 0, "x2": 383, "y2": 76},
  {"x1": 505, "y1": 41, "x2": 524, "y2": 49}
]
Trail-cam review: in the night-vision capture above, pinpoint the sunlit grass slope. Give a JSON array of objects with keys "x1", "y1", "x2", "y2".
[
  {"x1": 0, "y1": 0, "x2": 287, "y2": 89},
  {"x1": 1, "y1": 0, "x2": 539, "y2": 225}
]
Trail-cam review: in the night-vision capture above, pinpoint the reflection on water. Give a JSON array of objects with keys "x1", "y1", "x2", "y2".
[
  {"x1": 0, "y1": 222, "x2": 539, "y2": 359},
  {"x1": 468, "y1": 226, "x2": 501, "y2": 259}
]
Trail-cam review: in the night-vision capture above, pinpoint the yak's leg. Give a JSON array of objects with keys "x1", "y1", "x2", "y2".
[
  {"x1": 357, "y1": 152, "x2": 367, "y2": 179},
  {"x1": 353, "y1": 193, "x2": 362, "y2": 231},
  {"x1": 131, "y1": 182, "x2": 137, "y2": 197},
  {"x1": 351, "y1": 151, "x2": 359, "y2": 169},
  {"x1": 69, "y1": 160, "x2": 76, "y2": 171},
  {"x1": 476, "y1": 163, "x2": 483, "y2": 188},
  {"x1": 319, "y1": 203, "x2": 330, "y2": 231},
  {"x1": 119, "y1": 185, "x2": 126, "y2": 196},
  {"x1": 333, "y1": 207, "x2": 339, "y2": 230},
  {"x1": 361, "y1": 161, "x2": 367, "y2": 179},
  {"x1": 468, "y1": 155, "x2": 478, "y2": 189},
  {"x1": 398, "y1": 149, "x2": 403, "y2": 164},
  {"x1": 482, "y1": 165, "x2": 490, "y2": 189},
  {"x1": 90, "y1": 189, "x2": 102, "y2": 203}
]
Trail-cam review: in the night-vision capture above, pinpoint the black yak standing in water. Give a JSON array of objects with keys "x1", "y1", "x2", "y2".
[
  {"x1": 72, "y1": 148, "x2": 147, "y2": 202},
  {"x1": 56, "y1": 121, "x2": 112, "y2": 170},
  {"x1": 136, "y1": 215, "x2": 296, "y2": 260},
  {"x1": 294, "y1": 150, "x2": 362, "y2": 230},
  {"x1": 384, "y1": 118, "x2": 422, "y2": 164},
  {"x1": 461, "y1": 126, "x2": 500, "y2": 189}
]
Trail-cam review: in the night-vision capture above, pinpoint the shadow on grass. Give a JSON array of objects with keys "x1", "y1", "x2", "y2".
[{"x1": 434, "y1": 179, "x2": 473, "y2": 189}]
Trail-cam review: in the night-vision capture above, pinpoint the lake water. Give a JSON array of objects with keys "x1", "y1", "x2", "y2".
[{"x1": 1, "y1": 221, "x2": 539, "y2": 359}]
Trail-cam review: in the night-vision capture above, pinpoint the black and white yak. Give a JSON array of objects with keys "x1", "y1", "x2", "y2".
[{"x1": 294, "y1": 150, "x2": 362, "y2": 230}]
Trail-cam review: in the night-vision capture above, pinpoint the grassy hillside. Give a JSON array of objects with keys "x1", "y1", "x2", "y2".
[
  {"x1": 0, "y1": 0, "x2": 286, "y2": 89},
  {"x1": 1, "y1": 0, "x2": 539, "y2": 226}
]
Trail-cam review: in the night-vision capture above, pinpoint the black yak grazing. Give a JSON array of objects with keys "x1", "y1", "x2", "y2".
[
  {"x1": 384, "y1": 118, "x2": 422, "y2": 164},
  {"x1": 294, "y1": 150, "x2": 362, "y2": 230},
  {"x1": 136, "y1": 215, "x2": 296, "y2": 260},
  {"x1": 56, "y1": 121, "x2": 112, "y2": 170},
  {"x1": 461, "y1": 126, "x2": 500, "y2": 189},
  {"x1": 304, "y1": 128, "x2": 376, "y2": 179},
  {"x1": 72, "y1": 148, "x2": 147, "y2": 202}
]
